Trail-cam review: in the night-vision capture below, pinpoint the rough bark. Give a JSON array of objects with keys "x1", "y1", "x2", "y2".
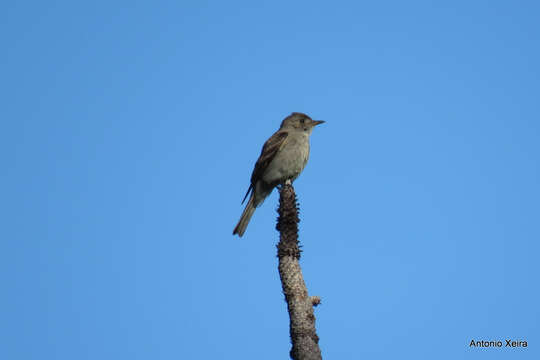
[{"x1": 276, "y1": 182, "x2": 322, "y2": 360}]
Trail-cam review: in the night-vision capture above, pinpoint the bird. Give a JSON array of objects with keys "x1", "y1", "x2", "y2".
[{"x1": 233, "y1": 112, "x2": 324, "y2": 237}]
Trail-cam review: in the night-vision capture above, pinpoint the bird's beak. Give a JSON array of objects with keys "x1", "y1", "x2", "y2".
[{"x1": 313, "y1": 120, "x2": 325, "y2": 126}]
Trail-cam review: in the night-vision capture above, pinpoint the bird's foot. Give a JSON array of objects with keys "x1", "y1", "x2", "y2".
[{"x1": 277, "y1": 179, "x2": 293, "y2": 191}]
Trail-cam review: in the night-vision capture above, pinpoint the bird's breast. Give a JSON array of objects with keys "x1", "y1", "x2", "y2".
[{"x1": 262, "y1": 134, "x2": 310, "y2": 184}]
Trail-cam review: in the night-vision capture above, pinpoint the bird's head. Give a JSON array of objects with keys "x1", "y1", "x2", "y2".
[{"x1": 280, "y1": 112, "x2": 325, "y2": 133}]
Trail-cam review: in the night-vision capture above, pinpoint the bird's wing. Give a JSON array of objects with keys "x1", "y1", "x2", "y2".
[{"x1": 241, "y1": 131, "x2": 289, "y2": 204}]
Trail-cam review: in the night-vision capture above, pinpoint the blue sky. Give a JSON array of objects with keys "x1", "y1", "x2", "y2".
[{"x1": 2, "y1": 1, "x2": 539, "y2": 359}]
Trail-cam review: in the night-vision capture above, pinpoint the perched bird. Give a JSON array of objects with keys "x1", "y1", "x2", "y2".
[{"x1": 233, "y1": 112, "x2": 324, "y2": 237}]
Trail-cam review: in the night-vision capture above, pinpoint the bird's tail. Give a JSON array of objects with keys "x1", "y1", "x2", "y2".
[{"x1": 233, "y1": 195, "x2": 256, "y2": 237}]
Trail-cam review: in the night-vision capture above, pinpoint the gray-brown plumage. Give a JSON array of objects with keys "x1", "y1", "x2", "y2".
[{"x1": 233, "y1": 112, "x2": 324, "y2": 237}]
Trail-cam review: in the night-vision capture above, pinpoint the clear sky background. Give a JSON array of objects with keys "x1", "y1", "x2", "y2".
[{"x1": 2, "y1": 1, "x2": 539, "y2": 359}]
